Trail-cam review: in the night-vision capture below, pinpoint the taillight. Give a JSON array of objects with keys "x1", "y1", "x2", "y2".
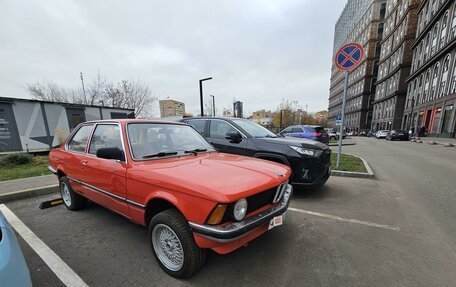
[{"x1": 312, "y1": 133, "x2": 321, "y2": 137}]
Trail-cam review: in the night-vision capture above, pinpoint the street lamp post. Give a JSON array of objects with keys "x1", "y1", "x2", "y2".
[
  {"x1": 199, "y1": 77, "x2": 212, "y2": 117},
  {"x1": 210, "y1": 95, "x2": 215, "y2": 117},
  {"x1": 80, "y1": 72, "x2": 87, "y2": 104}
]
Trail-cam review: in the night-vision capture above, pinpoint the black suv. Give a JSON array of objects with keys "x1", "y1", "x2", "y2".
[{"x1": 181, "y1": 117, "x2": 331, "y2": 189}]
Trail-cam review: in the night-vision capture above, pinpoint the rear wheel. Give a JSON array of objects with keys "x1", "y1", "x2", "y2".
[
  {"x1": 149, "y1": 209, "x2": 206, "y2": 278},
  {"x1": 59, "y1": 176, "x2": 87, "y2": 210}
]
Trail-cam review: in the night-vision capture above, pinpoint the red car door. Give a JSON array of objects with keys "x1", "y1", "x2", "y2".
[
  {"x1": 80, "y1": 123, "x2": 128, "y2": 216},
  {"x1": 64, "y1": 124, "x2": 95, "y2": 193}
]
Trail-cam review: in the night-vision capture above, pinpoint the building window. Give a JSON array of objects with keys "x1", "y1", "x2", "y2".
[
  {"x1": 431, "y1": 23, "x2": 439, "y2": 55},
  {"x1": 451, "y1": 57, "x2": 456, "y2": 93},
  {"x1": 416, "y1": 75, "x2": 423, "y2": 104},
  {"x1": 423, "y1": 70, "x2": 431, "y2": 103},
  {"x1": 438, "y1": 55, "x2": 451, "y2": 98},
  {"x1": 430, "y1": 63, "x2": 440, "y2": 100},
  {"x1": 425, "y1": 33, "x2": 431, "y2": 60},
  {"x1": 452, "y1": 3, "x2": 456, "y2": 39},
  {"x1": 440, "y1": 12, "x2": 449, "y2": 49}
]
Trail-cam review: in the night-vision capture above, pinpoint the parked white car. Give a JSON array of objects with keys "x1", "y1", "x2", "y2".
[{"x1": 375, "y1": 130, "x2": 390, "y2": 139}]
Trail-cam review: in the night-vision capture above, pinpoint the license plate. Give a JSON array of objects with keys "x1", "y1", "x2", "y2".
[{"x1": 268, "y1": 215, "x2": 283, "y2": 230}]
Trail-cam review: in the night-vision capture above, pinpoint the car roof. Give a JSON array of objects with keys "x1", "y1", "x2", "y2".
[
  {"x1": 84, "y1": 119, "x2": 187, "y2": 125},
  {"x1": 182, "y1": 116, "x2": 245, "y2": 121}
]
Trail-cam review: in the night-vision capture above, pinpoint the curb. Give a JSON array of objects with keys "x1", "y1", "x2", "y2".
[
  {"x1": 328, "y1": 142, "x2": 356, "y2": 146},
  {"x1": 331, "y1": 153, "x2": 375, "y2": 179},
  {"x1": 0, "y1": 185, "x2": 59, "y2": 203}
]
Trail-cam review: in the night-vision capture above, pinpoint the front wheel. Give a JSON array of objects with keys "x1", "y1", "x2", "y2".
[{"x1": 149, "y1": 209, "x2": 206, "y2": 278}]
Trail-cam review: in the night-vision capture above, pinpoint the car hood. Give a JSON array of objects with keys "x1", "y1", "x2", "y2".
[
  {"x1": 128, "y1": 152, "x2": 291, "y2": 203},
  {"x1": 262, "y1": 137, "x2": 328, "y2": 150}
]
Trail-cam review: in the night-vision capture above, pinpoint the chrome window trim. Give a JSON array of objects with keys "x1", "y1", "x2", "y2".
[
  {"x1": 209, "y1": 119, "x2": 247, "y2": 139},
  {"x1": 67, "y1": 176, "x2": 145, "y2": 208},
  {"x1": 125, "y1": 122, "x2": 215, "y2": 162},
  {"x1": 64, "y1": 124, "x2": 95, "y2": 154},
  {"x1": 86, "y1": 122, "x2": 128, "y2": 164}
]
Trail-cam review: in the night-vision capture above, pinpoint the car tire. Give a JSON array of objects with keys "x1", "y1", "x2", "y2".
[
  {"x1": 59, "y1": 176, "x2": 87, "y2": 210},
  {"x1": 330, "y1": 136, "x2": 336, "y2": 140},
  {"x1": 149, "y1": 209, "x2": 206, "y2": 278}
]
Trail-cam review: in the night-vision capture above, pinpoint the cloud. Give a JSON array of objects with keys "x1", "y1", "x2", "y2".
[{"x1": 0, "y1": 0, "x2": 347, "y2": 117}]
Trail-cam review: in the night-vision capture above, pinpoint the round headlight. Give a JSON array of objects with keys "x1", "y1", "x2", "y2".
[{"x1": 233, "y1": 198, "x2": 248, "y2": 221}]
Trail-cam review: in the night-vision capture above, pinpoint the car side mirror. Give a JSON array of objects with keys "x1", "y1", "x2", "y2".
[
  {"x1": 96, "y1": 147, "x2": 125, "y2": 161},
  {"x1": 225, "y1": 132, "x2": 242, "y2": 143}
]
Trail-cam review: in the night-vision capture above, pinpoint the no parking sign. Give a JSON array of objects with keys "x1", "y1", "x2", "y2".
[
  {"x1": 333, "y1": 42, "x2": 364, "y2": 167},
  {"x1": 335, "y1": 42, "x2": 364, "y2": 71}
]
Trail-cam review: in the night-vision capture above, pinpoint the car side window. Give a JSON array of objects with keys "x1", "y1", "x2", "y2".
[
  {"x1": 67, "y1": 125, "x2": 93, "y2": 153},
  {"x1": 209, "y1": 120, "x2": 237, "y2": 139},
  {"x1": 282, "y1": 127, "x2": 292, "y2": 133},
  {"x1": 88, "y1": 124, "x2": 123, "y2": 155},
  {"x1": 186, "y1": 120, "x2": 206, "y2": 135},
  {"x1": 291, "y1": 127, "x2": 303, "y2": 133}
]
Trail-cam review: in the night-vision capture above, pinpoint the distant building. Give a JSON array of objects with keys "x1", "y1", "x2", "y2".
[
  {"x1": 403, "y1": 0, "x2": 456, "y2": 138},
  {"x1": 329, "y1": 0, "x2": 387, "y2": 132},
  {"x1": 0, "y1": 97, "x2": 134, "y2": 153},
  {"x1": 251, "y1": 109, "x2": 274, "y2": 126},
  {"x1": 159, "y1": 99, "x2": 185, "y2": 118},
  {"x1": 371, "y1": 0, "x2": 421, "y2": 131},
  {"x1": 223, "y1": 109, "x2": 232, "y2": 117},
  {"x1": 314, "y1": 110, "x2": 329, "y2": 126},
  {"x1": 233, "y1": 101, "x2": 243, "y2": 118}
]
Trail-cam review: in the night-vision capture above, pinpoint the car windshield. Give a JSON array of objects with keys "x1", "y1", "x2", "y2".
[
  {"x1": 231, "y1": 119, "x2": 277, "y2": 138},
  {"x1": 127, "y1": 123, "x2": 214, "y2": 159}
]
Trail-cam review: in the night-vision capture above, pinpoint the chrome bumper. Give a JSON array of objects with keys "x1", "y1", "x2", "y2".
[
  {"x1": 47, "y1": 166, "x2": 57, "y2": 175},
  {"x1": 189, "y1": 184, "x2": 293, "y2": 242}
]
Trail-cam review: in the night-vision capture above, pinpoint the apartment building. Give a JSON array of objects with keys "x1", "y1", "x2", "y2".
[
  {"x1": 403, "y1": 0, "x2": 456, "y2": 137},
  {"x1": 159, "y1": 99, "x2": 186, "y2": 118},
  {"x1": 372, "y1": 0, "x2": 421, "y2": 131},
  {"x1": 328, "y1": 0, "x2": 387, "y2": 132}
]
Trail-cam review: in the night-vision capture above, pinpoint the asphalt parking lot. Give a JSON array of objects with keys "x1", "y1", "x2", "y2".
[{"x1": 3, "y1": 138, "x2": 456, "y2": 287}]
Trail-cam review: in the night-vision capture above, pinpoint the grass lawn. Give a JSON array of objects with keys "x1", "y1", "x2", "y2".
[
  {"x1": 331, "y1": 153, "x2": 367, "y2": 173},
  {"x1": 0, "y1": 156, "x2": 50, "y2": 181}
]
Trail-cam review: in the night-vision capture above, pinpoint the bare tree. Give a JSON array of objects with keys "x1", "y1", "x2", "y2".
[
  {"x1": 104, "y1": 79, "x2": 157, "y2": 118},
  {"x1": 86, "y1": 71, "x2": 107, "y2": 105},
  {"x1": 27, "y1": 80, "x2": 77, "y2": 103},
  {"x1": 27, "y1": 74, "x2": 157, "y2": 118}
]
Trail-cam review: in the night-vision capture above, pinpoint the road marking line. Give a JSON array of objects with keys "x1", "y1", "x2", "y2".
[
  {"x1": 0, "y1": 204, "x2": 89, "y2": 287},
  {"x1": 288, "y1": 207, "x2": 400, "y2": 231}
]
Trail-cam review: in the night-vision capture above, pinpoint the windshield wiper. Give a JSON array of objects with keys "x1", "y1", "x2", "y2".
[
  {"x1": 142, "y1": 152, "x2": 178, "y2": 159},
  {"x1": 184, "y1": 148, "x2": 208, "y2": 155}
]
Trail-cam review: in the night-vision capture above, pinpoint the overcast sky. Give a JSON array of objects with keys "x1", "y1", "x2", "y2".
[{"x1": 0, "y1": 0, "x2": 346, "y2": 117}]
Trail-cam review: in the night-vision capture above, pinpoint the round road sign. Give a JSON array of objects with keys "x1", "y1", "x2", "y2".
[{"x1": 334, "y1": 42, "x2": 364, "y2": 71}]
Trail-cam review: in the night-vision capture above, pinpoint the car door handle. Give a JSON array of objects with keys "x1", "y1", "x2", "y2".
[{"x1": 82, "y1": 160, "x2": 88, "y2": 165}]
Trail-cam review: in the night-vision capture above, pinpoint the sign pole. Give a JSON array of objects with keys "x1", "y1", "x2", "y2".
[{"x1": 336, "y1": 70, "x2": 349, "y2": 168}]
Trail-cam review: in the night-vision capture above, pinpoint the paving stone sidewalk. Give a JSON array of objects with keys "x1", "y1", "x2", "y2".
[{"x1": 0, "y1": 175, "x2": 58, "y2": 202}]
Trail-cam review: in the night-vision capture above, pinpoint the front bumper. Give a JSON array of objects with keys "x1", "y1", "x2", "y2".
[
  {"x1": 47, "y1": 166, "x2": 57, "y2": 175},
  {"x1": 189, "y1": 184, "x2": 292, "y2": 242}
]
